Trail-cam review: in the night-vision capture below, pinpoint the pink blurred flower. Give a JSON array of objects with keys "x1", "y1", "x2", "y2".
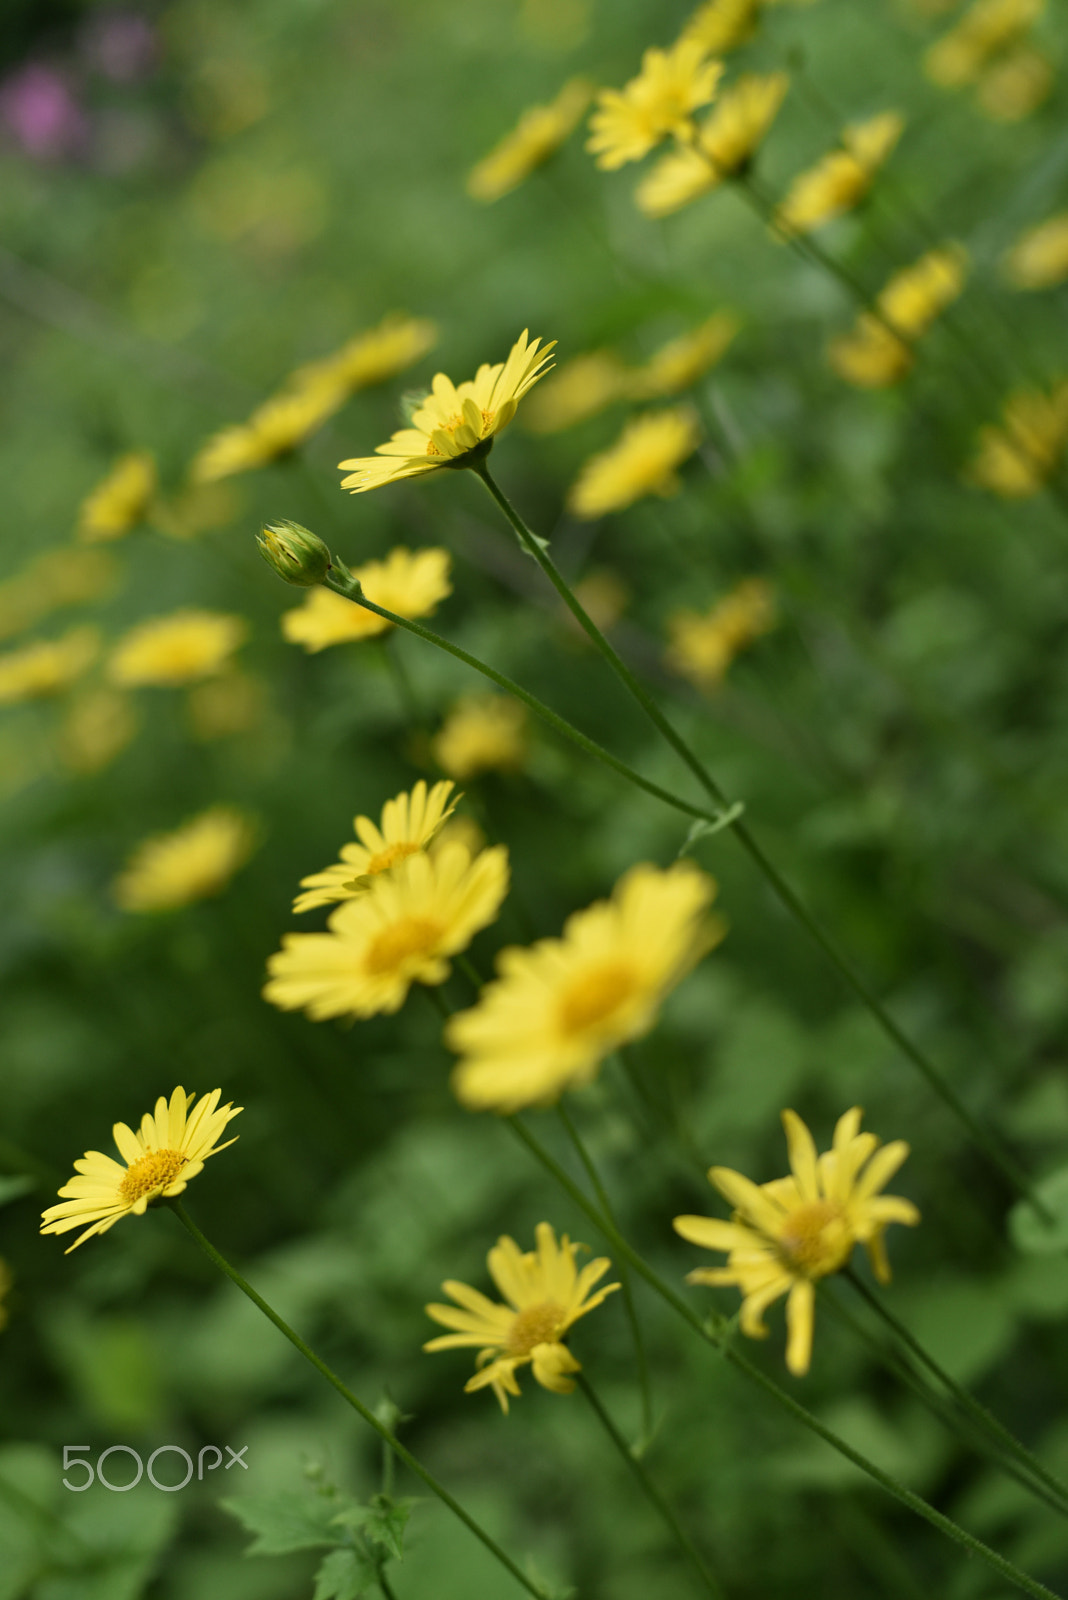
[{"x1": 0, "y1": 65, "x2": 87, "y2": 160}]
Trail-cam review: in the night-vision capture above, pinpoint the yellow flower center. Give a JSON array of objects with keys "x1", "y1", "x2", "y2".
[
  {"x1": 425, "y1": 409, "x2": 495, "y2": 457},
  {"x1": 365, "y1": 840, "x2": 419, "y2": 876},
  {"x1": 119, "y1": 1148, "x2": 187, "y2": 1204},
  {"x1": 557, "y1": 960, "x2": 637, "y2": 1036},
  {"x1": 777, "y1": 1200, "x2": 853, "y2": 1279},
  {"x1": 506, "y1": 1301, "x2": 566, "y2": 1356},
  {"x1": 364, "y1": 915, "x2": 444, "y2": 975}
]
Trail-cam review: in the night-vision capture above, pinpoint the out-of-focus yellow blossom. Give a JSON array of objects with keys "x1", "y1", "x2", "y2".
[
  {"x1": 0, "y1": 627, "x2": 99, "y2": 704},
  {"x1": 627, "y1": 313, "x2": 740, "y2": 399},
  {"x1": 773, "y1": 112, "x2": 905, "y2": 239},
  {"x1": 424, "y1": 1223, "x2": 620, "y2": 1412},
  {"x1": 152, "y1": 482, "x2": 242, "y2": 541},
  {"x1": 567, "y1": 406, "x2": 701, "y2": 519},
  {"x1": 113, "y1": 806, "x2": 258, "y2": 913},
  {"x1": 666, "y1": 578, "x2": 776, "y2": 691},
  {"x1": 830, "y1": 245, "x2": 968, "y2": 388},
  {"x1": 828, "y1": 319, "x2": 913, "y2": 388},
  {"x1": 282, "y1": 547, "x2": 452, "y2": 653},
  {"x1": 0, "y1": 1260, "x2": 11, "y2": 1330},
  {"x1": 569, "y1": 569, "x2": 629, "y2": 634},
  {"x1": 587, "y1": 40, "x2": 724, "y2": 170},
  {"x1": 264, "y1": 842, "x2": 510, "y2": 1020},
  {"x1": 522, "y1": 350, "x2": 631, "y2": 433},
  {"x1": 77, "y1": 452, "x2": 157, "y2": 543},
  {"x1": 635, "y1": 73, "x2": 789, "y2": 217},
  {"x1": 976, "y1": 44, "x2": 1053, "y2": 120},
  {"x1": 294, "y1": 779, "x2": 460, "y2": 914},
  {"x1": 967, "y1": 381, "x2": 1068, "y2": 497},
  {"x1": 108, "y1": 609, "x2": 247, "y2": 687},
  {"x1": 924, "y1": 0, "x2": 1044, "y2": 87},
  {"x1": 58, "y1": 689, "x2": 139, "y2": 775},
  {"x1": 191, "y1": 377, "x2": 347, "y2": 484},
  {"x1": 430, "y1": 813, "x2": 487, "y2": 861},
  {"x1": 339, "y1": 331, "x2": 555, "y2": 492},
  {"x1": 287, "y1": 314, "x2": 438, "y2": 396},
  {"x1": 467, "y1": 79, "x2": 592, "y2": 202},
  {"x1": 682, "y1": 0, "x2": 762, "y2": 53},
  {"x1": 1003, "y1": 214, "x2": 1068, "y2": 291},
  {"x1": 675, "y1": 1108, "x2": 919, "y2": 1375},
  {"x1": 432, "y1": 694, "x2": 529, "y2": 781},
  {"x1": 0, "y1": 548, "x2": 118, "y2": 643},
  {"x1": 448, "y1": 862, "x2": 724, "y2": 1113},
  {"x1": 186, "y1": 672, "x2": 266, "y2": 741}
]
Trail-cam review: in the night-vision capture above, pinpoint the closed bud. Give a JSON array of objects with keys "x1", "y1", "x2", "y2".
[{"x1": 257, "y1": 520, "x2": 332, "y2": 587}]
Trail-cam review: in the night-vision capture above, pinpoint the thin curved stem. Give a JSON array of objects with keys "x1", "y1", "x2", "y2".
[{"x1": 168, "y1": 1201, "x2": 550, "y2": 1600}]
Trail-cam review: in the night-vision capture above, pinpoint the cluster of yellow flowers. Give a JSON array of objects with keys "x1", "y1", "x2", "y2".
[
  {"x1": 924, "y1": 0, "x2": 1052, "y2": 122},
  {"x1": 829, "y1": 245, "x2": 969, "y2": 388}
]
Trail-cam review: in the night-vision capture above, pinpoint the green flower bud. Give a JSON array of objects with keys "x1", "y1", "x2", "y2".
[{"x1": 256, "y1": 520, "x2": 332, "y2": 587}]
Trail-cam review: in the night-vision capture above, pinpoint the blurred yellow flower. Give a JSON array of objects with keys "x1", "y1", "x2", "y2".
[
  {"x1": 924, "y1": 0, "x2": 1044, "y2": 87},
  {"x1": 152, "y1": 483, "x2": 242, "y2": 541},
  {"x1": 113, "y1": 806, "x2": 258, "y2": 912},
  {"x1": 681, "y1": 0, "x2": 762, "y2": 53},
  {"x1": 635, "y1": 73, "x2": 789, "y2": 217},
  {"x1": 294, "y1": 778, "x2": 459, "y2": 913},
  {"x1": 0, "y1": 627, "x2": 99, "y2": 704},
  {"x1": 58, "y1": 688, "x2": 139, "y2": 775},
  {"x1": 425, "y1": 1222, "x2": 620, "y2": 1412},
  {"x1": 467, "y1": 78, "x2": 592, "y2": 202},
  {"x1": 191, "y1": 378, "x2": 346, "y2": 483},
  {"x1": 522, "y1": 350, "x2": 631, "y2": 433},
  {"x1": 967, "y1": 381, "x2": 1068, "y2": 497},
  {"x1": 282, "y1": 547, "x2": 452, "y2": 652},
  {"x1": 41, "y1": 1086, "x2": 242, "y2": 1253},
  {"x1": 828, "y1": 317, "x2": 913, "y2": 388},
  {"x1": 109, "y1": 609, "x2": 247, "y2": 687},
  {"x1": 567, "y1": 406, "x2": 701, "y2": 519},
  {"x1": 431, "y1": 694, "x2": 529, "y2": 780},
  {"x1": 0, "y1": 1259, "x2": 10, "y2": 1331},
  {"x1": 448, "y1": 862, "x2": 724, "y2": 1112},
  {"x1": 287, "y1": 313, "x2": 438, "y2": 395},
  {"x1": 264, "y1": 842, "x2": 510, "y2": 1020},
  {"x1": 77, "y1": 452, "x2": 157, "y2": 543},
  {"x1": 976, "y1": 44, "x2": 1053, "y2": 120},
  {"x1": 339, "y1": 330, "x2": 555, "y2": 492},
  {"x1": 627, "y1": 313, "x2": 740, "y2": 399},
  {"x1": 675, "y1": 1107, "x2": 919, "y2": 1375},
  {"x1": 829, "y1": 244, "x2": 968, "y2": 388},
  {"x1": 666, "y1": 577, "x2": 776, "y2": 691},
  {"x1": 0, "y1": 546, "x2": 118, "y2": 643},
  {"x1": 186, "y1": 671, "x2": 266, "y2": 741},
  {"x1": 1002, "y1": 213, "x2": 1068, "y2": 291},
  {"x1": 587, "y1": 40, "x2": 724, "y2": 170},
  {"x1": 773, "y1": 111, "x2": 904, "y2": 239}
]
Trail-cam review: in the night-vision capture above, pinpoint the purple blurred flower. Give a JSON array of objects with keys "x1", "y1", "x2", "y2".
[
  {"x1": 0, "y1": 65, "x2": 88, "y2": 160},
  {"x1": 81, "y1": 11, "x2": 159, "y2": 83}
]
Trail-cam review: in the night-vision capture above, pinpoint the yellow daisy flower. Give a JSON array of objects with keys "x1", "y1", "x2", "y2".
[
  {"x1": 0, "y1": 627, "x2": 98, "y2": 704},
  {"x1": 112, "y1": 806, "x2": 258, "y2": 912},
  {"x1": 294, "y1": 779, "x2": 460, "y2": 913},
  {"x1": 0, "y1": 1259, "x2": 11, "y2": 1331},
  {"x1": 627, "y1": 313, "x2": 740, "y2": 399},
  {"x1": 1002, "y1": 213, "x2": 1068, "y2": 291},
  {"x1": 773, "y1": 111, "x2": 905, "y2": 239},
  {"x1": 522, "y1": 350, "x2": 632, "y2": 434},
  {"x1": 40, "y1": 1086, "x2": 242, "y2": 1253},
  {"x1": 567, "y1": 406, "x2": 701, "y2": 519},
  {"x1": 424, "y1": 1222, "x2": 620, "y2": 1412},
  {"x1": 282, "y1": 547, "x2": 452, "y2": 652},
  {"x1": 108, "y1": 609, "x2": 247, "y2": 687},
  {"x1": 674, "y1": 1107, "x2": 920, "y2": 1375},
  {"x1": 467, "y1": 78, "x2": 592, "y2": 202},
  {"x1": 77, "y1": 452, "x2": 157, "y2": 543},
  {"x1": 587, "y1": 40, "x2": 724, "y2": 170},
  {"x1": 924, "y1": 0, "x2": 1044, "y2": 88},
  {"x1": 681, "y1": 0, "x2": 762, "y2": 54},
  {"x1": 966, "y1": 381, "x2": 1068, "y2": 497},
  {"x1": 191, "y1": 376, "x2": 347, "y2": 484},
  {"x1": 287, "y1": 313, "x2": 438, "y2": 394},
  {"x1": 338, "y1": 330, "x2": 555, "y2": 493},
  {"x1": 666, "y1": 577, "x2": 776, "y2": 691},
  {"x1": 58, "y1": 688, "x2": 139, "y2": 775},
  {"x1": 829, "y1": 244, "x2": 968, "y2": 388},
  {"x1": 448, "y1": 861, "x2": 724, "y2": 1113},
  {"x1": 431, "y1": 694, "x2": 529, "y2": 781},
  {"x1": 635, "y1": 73, "x2": 789, "y2": 217},
  {"x1": 976, "y1": 43, "x2": 1052, "y2": 119},
  {"x1": 263, "y1": 841, "x2": 510, "y2": 1021}
]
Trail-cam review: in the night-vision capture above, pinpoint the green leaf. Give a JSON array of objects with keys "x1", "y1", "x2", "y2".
[
  {"x1": 1010, "y1": 1167, "x2": 1068, "y2": 1255},
  {"x1": 222, "y1": 1491, "x2": 342, "y2": 1555},
  {"x1": 677, "y1": 804, "x2": 745, "y2": 858},
  {"x1": 313, "y1": 1547, "x2": 379, "y2": 1600},
  {"x1": 333, "y1": 1495, "x2": 417, "y2": 1562}
]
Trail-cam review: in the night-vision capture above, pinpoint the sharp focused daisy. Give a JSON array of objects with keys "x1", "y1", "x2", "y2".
[
  {"x1": 1003, "y1": 214, "x2": 1068, "y2": 291},
  {"x1": 78, "y1": 451, "x2": 157, "y2": 543},
  {"x1": 424, "y1": 1222, "x2": 620, "y2": 1412},
  {"x1": 0, "y1": 627, "x2": 98, "y2": 704},
  {"x1": 431, "y1": 694, "x2": 529, "y2": 781},
  {"x1": 567, "y1": 407, "x2": 701, "y2": 519},
  {"x1": 294, "y1": 779, "x2": 460, "y2": 913},
  {"x1": 666, "y1": 577, "x2": 776, "y2": 691},
  {"x1": 282, "y1": 547, "x2": 452, "y2": 652},
  {"x1": 41, "y1": 1086, "x2": 242, "y2": 1252},
  {"x1": 967, "y1": 381, "x2": 1068, "y2": 497},
  {"x1": 108, "y1": 609, "x2": 248, "y2": 687},
  {"x1": 448, "y1": 861, "x2": 724, "y2": 1113},
  {"x1": 338, "y1": 330, "x2": 555, "y2": 493},
  {"x1": 627, "y1": 313, "x2": 740, "y2": 399},
  {"x1": 587, "y1": 40, "x2": 723, "y2": 171},
  {"x1": 674, "y1": 1107, "x2": 919, "y2": 1375},
  {"x1": 467, "y1": 78, "x2": 592, "y2": 202},
  {"x1": 924, "y1": 0, "x2": 1043, "y2": 88},
  {"x1": 773, "y1": 111, "x2": 904, "y2": 239},
  {"x1": 113, "y1": 806, "x2": 258, "y2": 912},
  {"x1": 264, "y1": 842, "x2": 509, "y2": 1021},
  {"x1": 829, "y1": 245, "x2": 968, "y2": 388},
  {"x1": 635, "y1": 72, "x2": 789, "y2": 218}
]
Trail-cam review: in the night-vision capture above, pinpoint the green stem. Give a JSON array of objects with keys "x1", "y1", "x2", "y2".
[
  {"x1": 471, "y1": 460, "x2": 1048, "y2": 1219},
  {"x1": 577, "y1": 1374, "x2": 728, "y2": 1600},
  {"x1": 505, "y1": 1118, "x2": 1064, "y2": 1600},
  {"x1": 555, "y1": 1102, "x2": 654, "y2": 1448},
  {"x1": 168, "y1": 1201, "x2": 550, "y2": 1600}
]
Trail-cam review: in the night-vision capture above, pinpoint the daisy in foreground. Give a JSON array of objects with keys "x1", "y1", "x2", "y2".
[
  {"x1": 41, "y1": 1087, "x2": 242, "y2": 1252},
  {"x1": 338, "y1": 330, "x2": 555, "y2": 493},
  {"x1": 294, "y1": 778, "x2": 459, "y2": 913},
  {"x1": 674, "y1": 1107, "x2": 919, "y2": 1375},
  {"x1": 448, "y1": 861, "x2": 724, "y2": 1112},
  {"x1": 424, "y1": 1222, "x2": 620, "y2": 1411}
]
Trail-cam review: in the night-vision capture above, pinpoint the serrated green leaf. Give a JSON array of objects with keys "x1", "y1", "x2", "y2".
[
  {"x1": 332, "y1": 1495, "x2": 416, "y2": 1561},
  {"x1": 1009, "y1": 1167, "x2": 1068, "y2": 1255},
  {"x1": 313, "y1": 1547, "x2": 379, "y2": 1600},
  {"x1": 222, "y1": 1491, "x2": 342, "y2": 1555}
]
